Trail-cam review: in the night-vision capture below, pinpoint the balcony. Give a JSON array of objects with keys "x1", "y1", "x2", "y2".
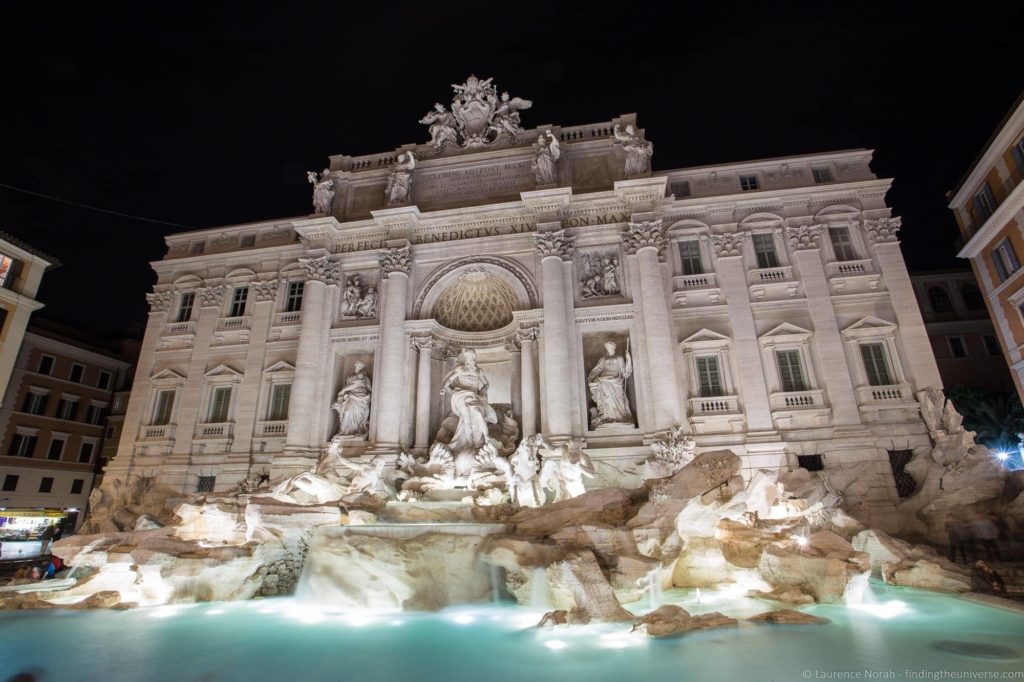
[
  {"x1": 769, "y1": 389, "x2": 825, "y2": 410},
  {"x1": 826, "y1": 259, "x2": 874, "y2": 278},
  {"x1": 257, "y1": 420, "x2": 288, "y2": 437},
  {"x1": 689, "y1": 395, "x2": 740, "y2": 414},
  {"x1": 674, "y1": 273, "x2": 717, "y2": 290},
  {"x1": 218, "y1": 316, "x2": 252, "y2": 332},
  {"x1": 163, "y1": 320, "x2": 196, "y2": 337},
  {"x1": 140, "y1": 424, "x2": 174, "y2": 441},
  {"x1": 688, "y1": 395, "x2": 744, "y2": 434},
  {"x1": 273, "y1": 311, "x2": 302, "y2": 326},
  {"x1": 672, "y1": 273, "x2": 722, "y2": 307},
  {"x1": 748, "y1": 265, "x2": 793, "y2": 284},
  {"x1": 856, "y1": 383, "x2": 915, "y2": 412},
  {"x1": 748, "y1": 265, "x2": 799, "y2": 300},
  {"x1": 769, "y1": 390, "x2": 831, "y2": 429},
  {"x1": 195, "y1": 423, "x2": 234, "y2": 440}
]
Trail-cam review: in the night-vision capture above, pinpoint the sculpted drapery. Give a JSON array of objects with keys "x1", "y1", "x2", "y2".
[
  {"x1": 587, "y1": 341, "x2": 634, "y2": 427},
  {"x1": 439, "y1": 348, "x2": 497, "y2": 453},
  {"x1": 333, "y1": 362, "x2": 372, "y2": 435}
]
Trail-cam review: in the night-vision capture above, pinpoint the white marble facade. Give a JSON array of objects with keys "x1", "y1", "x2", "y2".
[{"x1": 105, "y1": 78, "x2": 941, "y2": 522}]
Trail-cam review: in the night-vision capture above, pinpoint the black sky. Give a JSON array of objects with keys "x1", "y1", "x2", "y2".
[{"x1": 2, "y1": 3, "x2": 1022, "y2": 337}]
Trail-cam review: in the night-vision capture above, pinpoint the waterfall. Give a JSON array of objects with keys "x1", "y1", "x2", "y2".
[
  {"x1": 645, "y1": 568, "x2": 662, "y2": 611},
  {"x1": 695, "y1": 588, "x2": 702, "y2": 605},
  {"x1": 488, "y1": 564, "x2": 504, "y2": 603},
  {"x1": 65, "y1": 538, "x2": 108, "y2": 581},
  {"x1": 843, "y1": 572, "x2": 872, "y2": 606},
  {"x1": 528, "y1": 567, "x2": 550, "y2": 609}
]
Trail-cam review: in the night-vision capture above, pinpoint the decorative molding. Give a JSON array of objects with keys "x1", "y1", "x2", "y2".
[
  {"x1": 696, "y1": 172, "x2": 734, "y2": 190},
  {"x1": 379, "y1": 246, "x2": 412, "y2": 277},
  {"x1": 251, "y1": 279, "x2": 280, "y2": 302},
  {"x1": 534, "y1": 230, "x2": 575, "y2": 260},
  {"x1": 504, "y1": 337, "x2": 521, "y2": 352},
  {"x1": 620, "y1": 219, "x2": 665, "y2": 257},
  {"x1": 516, "y1": 325, "x2": 540, "y2": 343},
  {"x1": 864, "y1": 216, "x2": 901, "y2": 246},
  {"x1": 710, "y1": 232, "x2": 746, "y2": 258},
  {"x1": 146, "y1": 291, "x2": 174, "y2": 313},
  {"x1": 197, "y1": 286, "x2": 226, "y2": 308},
  {"x1": 785, "y1": 224, "x2": 823, "y2": 251},
  {"x1": 299, "y1": 255, "x2": 343, "y2": 285},
  {"x1": 410, "y1": 335, "x2": 435, "y2": 352}
]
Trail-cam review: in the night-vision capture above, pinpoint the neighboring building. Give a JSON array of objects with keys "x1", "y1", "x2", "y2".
[
  {"x1": 102, "y1": 77, "x2": 943, "y2": 529},
  {"x1": 0, "y1": 232, "x2": 58, "y2": 401},
  {"x1": 909, "y1": 270, "x2": 1012, "y2": 389},
  {"x1": 0, "y1": 320, "x2": 131, "y2": 548},
  {"x1": 952, "y1": 92, "x2": 1024, "y2": 400}
]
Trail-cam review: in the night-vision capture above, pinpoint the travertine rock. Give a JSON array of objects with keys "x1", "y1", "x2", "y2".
[
  {"x1": 747, "y1": 609, "x2": 829, "y2": 625},
  {"x1": 887, "y1": 559, "x2": 971, "y2": 593},
  {"x1": 756, "y1": 531, "x2": 869, "y2": 603},
  {"x1": 630, "y1": 604, "x2": 738, "y2": 637},
  {"x1": 510, "y1": 487, "x2": 645, "y2": 537},
  {"x1": 746, "y1": 587, "x2": 816, "y2": 605},
  {"x1": 546, "y1": 550, "x2": 635, "y2": 623}
]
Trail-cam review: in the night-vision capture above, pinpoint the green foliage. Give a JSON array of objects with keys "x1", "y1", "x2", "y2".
[{"x1": 946, "y1": 386, "x2": 1024, "y2": 451}]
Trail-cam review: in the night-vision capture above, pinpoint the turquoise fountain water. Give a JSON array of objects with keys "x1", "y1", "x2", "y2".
[{"x1": 1, "y1": 581, "x2": 1021, "y2": 682}]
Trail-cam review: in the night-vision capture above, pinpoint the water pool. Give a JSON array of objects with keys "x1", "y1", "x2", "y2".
[{"x1": 2, "y1": 582, "x2": 1022, "y2": 682}]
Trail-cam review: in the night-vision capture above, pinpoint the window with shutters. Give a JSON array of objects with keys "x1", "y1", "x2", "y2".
[
  {"x1": 860, "y1": 343, "x2": 894, "y2": 386},
  {"x1": 696, "y1": 357, "x2": 723, "y2": 397},
  {"x1": 678, "y1": 240, "x2": 703, "y2": 275},
  {"x1": 992, "y1": 238, "x2": 1020, "y2": 283},
  {"x1": 775, "y1": 350, "x2": 808, "y2": 392},
  {"x1": 228, "y1": 287, "x2": 248, "y2": 317},
  {"x1": 22, "y1": 391, "x2": 48, "y2": 415},
  {"x1": 69, "y1": 363, "x2": 85, "y2": 383},
  {"x1": 268, "y1": 383, "x2": 291, "y2": 421},
  {"x1": 9, "y1": 433, "x2": 37, "y2": 457},
  {"x1": 46, "y1": 437, "x2": 65, "y2": 461},
  {"x1": 37, "y1": 355, "x2": 55, "y2": 376},
  {"x1": 971, "y1": 183, "x2": 997, "y2": 226},
  {"x1": 79, "y1": 441, "x2": 95, "y2": 463},
  {"x1": 176, "y1": 292, "x2": 195, "y2": 322},
  {"x1": 285, "y1": 281, "x2": 304, "y2": 313},
  {"x1": 56, "y1": 397, "x2": 78, "y2": 420},
  {"x1": 828, "y1": 226, "x2": 857, "y2": 261},
  {"x1": 152, "y1": 390, "x2": 176, "y2": 425},
  {"x1": 208, "y1": 386, "x2": 232, "y2": 423},
  {"x1": 752, "y1": 233, "x2": 779, "y2": 268}
]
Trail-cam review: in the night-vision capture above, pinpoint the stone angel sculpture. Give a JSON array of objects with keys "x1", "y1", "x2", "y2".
[
  {"x1": 420, "y1": 103, "x2": 459, "y2": 150},
  {"x1": 490, "y1": 92, "x2": 533, "y2": 139}
]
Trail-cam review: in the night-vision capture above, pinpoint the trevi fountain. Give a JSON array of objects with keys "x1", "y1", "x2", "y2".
[{"x1": 2, "y1": 78, "x2": 1024, "y2": 681}]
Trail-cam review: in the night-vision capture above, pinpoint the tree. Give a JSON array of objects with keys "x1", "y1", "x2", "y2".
[{"x1": 946, "y1": 386, "x2": 1024, "y2": 452}]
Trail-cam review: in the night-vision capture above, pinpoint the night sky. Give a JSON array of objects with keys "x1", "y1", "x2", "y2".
[{"x1": 2, "y1": 4, "x2": 1022, "y2": 338}]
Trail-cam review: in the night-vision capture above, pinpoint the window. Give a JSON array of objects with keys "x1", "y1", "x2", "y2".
[
  {"x1": 56, "y1": 398, "x2": 78, "y2": 420},
  {"x1": 286, "y1": 281, "x2": 304, "y2": 313},
  {"x1": 797, "y1": 454, "x2": 824, "y2": 472},
  {"x1": 0, "y1": 307, "x2": 6, "y2": 334},
  {"x1": 992, "y1": 238, "x2": 1020, "y2": 282},
  {"x1": 71, "y1": 479, "x2": 84, "y2": 495},
  {"x1": 752, "y1": 233, "x2": 779, "y2": 268},
  {"x1": 695, "y1": 357, "x2": 723, "y2": 397},
  {"x1": 152, "y1": 390, "x2": 176, "y2": 425},
  {"x1": 105, "y1": 426, "x2": 115, "y2": 439},
  {"x1": 176, "y1": 292, "x2": 195, "y2": 323},
  {"x1": 828, "y1": 226, "x2": 857, "y2": 261},
  {"x1": 191, "y1": 241, "x2": 205, "y2": 255},
  {"x1": 196, "y1": 476, "x2": 216, "y2": 493},
  {"x1": 961, "y1": 283, "x2": 984, "y2": 309},
  {"x1": 0, "y1": 255, "x2": 23, "y2": 290},
  {"x1": 739, "y1": 174, "x2": 759, "y2": 191},
  {"x1": 775, "y1": 350, "x2": 807, "y2": 392},
  {"x1": 22, "y1": 391, "x2": 48, "y2": 415},
  {"x1": 888, "y1": 450, "x2": 917, "y2": 498},
  {"x1": 39, "y1": 477, "x2": 53, "y2": 494},
  {"x1": 46, "y1": 438, "x2": 65, "y2": 461},
  {"x1": 947, "y1": 336, "x2": 967, "y2": 358},
  {"x1": 8, "y1": 434, "x2": 36, "y2": 457},
  {"x1": 241, "y1": 234, "x2": 256, "y2": 248},
  {"x1": 229, "y1": 287, "x2": 248, "y2": 317},
  {"x1": 268, "y1": 383, "x2": 291, "y2": 421},
  {"x1": 2, "y1": 475, "x2": 18, "y2": 492},
  {"x1": 37, "y1": 355, "x2": 55, "y2": 376},
  {"x1": 79, "y1": 441, "x2": 95, "y2": 464},
  {"x1": 971, "y1": 184, "x2": 997, "y2": 226},
  {"x1": 928, "y1": 286, "x2": 953, "y2": 313},
  {"x1": 97, "y1": 371, "x2": 112, "y2": 390},
  {"x1": 812, "y1": 168, "x2": 833, "y2": 184},
  {"x1": 860, "y1": 343, "x2": 894, "y2": 386},
  {"x1": 678, "y1": 241, "x2": 703, "y2": 275},
  {"x1": 85, "y1": 404, "x2": 105, "y2": 425},
  {"x1": 1013, "y1": 137, "x2": 1024, "y2": 177},
  {"x1": 983, "y1": 334, "x2": 1002, "y2": 356},
  {"x1": 208, "y1": 386, "x2": 232, "y2": 423},
  {"x1": 670, "y1": 181, "x2": 691, "y2": 198},
  {"x1": 69, "y1": 363, "x2": 85, "y2": 383}
]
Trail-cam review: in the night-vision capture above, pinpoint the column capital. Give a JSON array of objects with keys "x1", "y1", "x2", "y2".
[
  {"x1": 709, "y1": 232, "x2": 746, "y2": 259},
  {"x1": 251, "y1": 279, "x2": 280, "y2": 302},
  {"x1": 621, "y1": 219, "x2": 665, "y2": 257},
  {"x1": 410, "y1": 335, "x2": 435, "y2": 352},
  {"x1": 197, "y1": 285, "x2": 226, "y2": 308},
  {"x1": 504, "y1": 337, "x2": 522, "y2": 353},
  {"x1": 299, "y1": 255, "x2": 343, "y2": 285},
  {"x1": 785, "y1": 224, "x2": 824, "y2": 251},
  {"x1": 516, "y1": 325, "x2": 540, "y2": 343},
  {"x1": 534, "y1": 230, "x2": 575, "y2": 260},
  {"x1": 863, "y1": 216, "x2": 901, "y2": 246},
  {"x1": 379, "y1": 245, "x2": 412, "y2": 277},
  {"x1": 145, "y1": 290, "x2": 174, "y2": 313}
]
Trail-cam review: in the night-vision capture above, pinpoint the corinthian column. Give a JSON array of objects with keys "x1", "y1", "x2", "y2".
[
  {"x1": 371, "y1": 244, "x2": 412, "y2": 450},
  {"x1": 518, "y1": 325, "x2": 540, "y2": 437},
  {"x1": 621, "y1": 219, "x2": 683, "y2": 432},
  {"x1": 534, "y1": 230, "x2": 575, "y2": 439},
  {"x1": 284, "y1": 256, "x2": 342, "y2": 460},
  {"x1": 412, "y1": 336, "x2": 434, "y2": 450}
]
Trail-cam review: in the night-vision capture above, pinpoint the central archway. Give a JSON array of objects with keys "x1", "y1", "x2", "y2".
[
  {"x1": 413, "y1": 255, "x2": 538, "y2": 322},
  {"x1": 432, "y1": 272, "x2": 519, "y2": 332}
]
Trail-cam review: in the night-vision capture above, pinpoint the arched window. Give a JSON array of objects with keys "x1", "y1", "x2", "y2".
[
  {"x1": 961, "y1": 282, "x2": 984, "y2": 310},
  {"x1": 929, "y1": 286, "x2": 953, "y2": 313}
]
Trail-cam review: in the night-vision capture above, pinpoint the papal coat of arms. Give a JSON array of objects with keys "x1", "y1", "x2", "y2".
[{"x1": 419, "y1": 75, "x2": 532, "y2": 150}]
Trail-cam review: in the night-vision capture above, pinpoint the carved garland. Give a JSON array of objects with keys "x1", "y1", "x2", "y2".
[
  {"x1": 534, "y1": 230, "x2": 575, "y2": 260},
  {"x1": 710, "y1": 233, "x2": 746, "y2": 258},
  {"x1": 621, "y1": 220, "x2": 665, "y2": 257},
  {"x1": 379, "y1": 246, "x2": 412, "y2": 278},
  {"x1": 299, "y1": 255, "x2": 343, "y2": 285}
]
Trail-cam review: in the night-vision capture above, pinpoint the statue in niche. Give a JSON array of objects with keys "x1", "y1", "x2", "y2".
[
  {"x1": 588, "y1": 340, "x2": 634, "y2": 428},
  {"x1": 341, "y1": 275, "x2": 378, "y2": 318},
  {"x1": 420, "y1": 103, "x2": 459, "y2": 150},
  {"x1": 613, "y1": 124, "x2": 654, "y2": 178},
  {"x1": 532, "y1": 130, "x2": 560, "y2": 185},
  {"x1": 579, "y1": 253, "x2": 621, "y2": 299},
  {"x1": 333, "y1": 361, "x2": 372, "y2": 436},
  {"x1": 385, "y1": 151, "x2": 416, "y2": 205},
  {"x1": 306, "y1": 168, "x2": 335, "y2": 215},
  {"x1": 539, "y1": 439, "x2": 595, "y2": 501},
  {"x1": 438, "y1": 348, "x2": 497, "y2": 455}
]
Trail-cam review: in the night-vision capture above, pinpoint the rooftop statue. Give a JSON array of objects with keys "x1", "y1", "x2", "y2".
[
  {"x1": 419, "y1": 75, "x2": 532, "y2": 150},
  {"x1": 306, "y1": 168, "x2": 335, "y2": 215},
  {"x1": 613, "y1": 123, "x2": 654, "y2": 178}
]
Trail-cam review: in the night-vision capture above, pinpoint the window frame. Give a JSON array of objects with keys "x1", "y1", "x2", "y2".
[
  {"x1": 856, "y1": 341, "x2": 896, "y2": 387},
  {"x1": 992, "y1": 238, "x2": 1020, "y2": 283},
  {"x1": 758, "y1": 324, "x2": 819, "y2": 396},
  {"x1": 228, "y1": 286, "x2": 249, "y2": 318},
  {"x1": 775, "y1": 349, "x2": 809, "y2": 392},
  {"x1": 670, "y1": 180, "x2": 691, "y2": 198},
  {"x1": 70, "y1": 479, "x2": 85, "y2": 495},
  {"x1": 677, "y1": 239, "x2": 704, "y2": 276},
  {"x1": 38, "y1": 477, "x2": 54, "y2": 494},
  {"x1": 176, "y1": 292, "x2": 196, "y2": 323},
  {"x1": 285, "y1": 281, "x2": 305, "y2": 313},
  {"x1": 751, "y1": 232, "x2": 780, "y2": 269},
  {"x1": 678, "y1": 331, "x2": 736, "y2": 401},
  {"x1": 928, "y1": 286, "x2": 953, "y2": 313},
  {"x1": 812, "y1": 167, "x2": 833, "y2": 184},
  {"x1": 37, "y1": 354, "x2": 55, "y2": 376},
  {"x1": 268, "y1": 383, "x2": 292, "y2": 421},
  {"x1": 69, "y1": 362, "x2": 85, "y2": 383},
  {"x1": 739, "y1": 174, "x2": 760, "y2": 191},
  {"x1": 2, "y1": 474, "x2": 18, "y2": 492},
  {"x1": 46, "y1": 435, "x2": 67, "y2": 461},
  {"x1": 827, "y1": 225, "x2": 858, "y2": 262},
  {"x1": 983, "y1": 333, "x2": 1002, "y2": 356},
  {"x1": 151, "y1": 389, "x2": 177, "y2": 426},
  {"x1": 78, "y1": 439, "x2": 97, "y2": 464},
  {"x1": 946, "y1": 335, "x2": 968, "y2": 359},
  {"x1": 22, "y1": 388, "x2": 50, "y2": 416}
]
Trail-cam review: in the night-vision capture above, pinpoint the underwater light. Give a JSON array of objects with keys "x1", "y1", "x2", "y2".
[
  {"x1": 452, "y1": 613, "x2": 476, "y2": 625},
  {"x1": 545, "y1": 640, "x2": 568, "y2": 651},
  {"x1": 849, "y1": 600, "x2": 908, "y2": 619}
]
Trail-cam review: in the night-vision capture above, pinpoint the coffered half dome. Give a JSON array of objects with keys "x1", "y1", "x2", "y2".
[{"x1": 432, "y1": 271, "x2": 519, "y2": 332}]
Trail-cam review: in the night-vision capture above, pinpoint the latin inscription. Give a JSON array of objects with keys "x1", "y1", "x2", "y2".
[{"x1": 416, "y1": 161, "x2": 535, "y2": 203}]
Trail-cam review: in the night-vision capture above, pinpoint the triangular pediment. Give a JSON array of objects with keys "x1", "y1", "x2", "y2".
[
  {"x1": 681, "y1": 328, "x2": 731, "y2": 344},
  {"x1": 760, "y1": 322, "x2": 812, "y2": 338},
  {"x1": 844, "y1": 316, "x2": 896, "y2": 332},
  {"x1": 204, "y1": 363, "x2": 243, "y2": 378},
  {"x1": 264, "y1": 361, "x2": 296, "y2": 374},
  {"x1": 150, "y1": 368, "x2": 186, "y2": 382}
]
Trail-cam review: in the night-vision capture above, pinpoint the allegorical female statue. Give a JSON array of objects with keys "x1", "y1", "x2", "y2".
[
  {"x1": 587, "y1": 340, "x2": 634, "y2": 427},
  {"x1": 438, "y1": 348, "x2": 497, "y2": 453},
  {"x1": 385, "y1": 151, "x2": 416, "y2": 205},
  {"x1": 307, "y1": 168, "x2": 335, "y2": 215},
  {"x1": 333, "y1": 361, "x2": 372, "y2": 435},
  {"x1": 531, "y1": 129, "x2": 560, "y2": 185}
]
